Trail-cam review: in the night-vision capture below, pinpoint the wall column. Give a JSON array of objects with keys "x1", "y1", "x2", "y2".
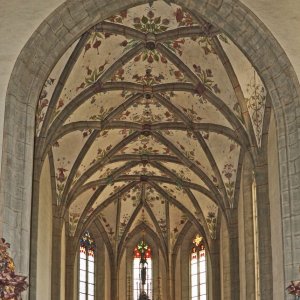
[
  {"x1": 94, "y1": 233, "x2": 105, "y2": 300},
  {"x1": 228, "y1": 209, "x2": 240, "y2": 300},
  {"x1": 65, "y1": 236, "x2": 76, "y2": 300},
  {"x1": 51, "y1": 208, "x2": 64, "y2": 299},
  {"x1": 243, "y1": 156, "x2": 256, "y2": 299},
  {"x1": 220, "y1": 216, "x2": 231, "y2": 300},
  {"x1": 210, "y1": 239, "x2": 221, "y2": 300},
  {"x1": 166, "y1": 253, "x2": 172, "y2": 300},
  {"x1": 255, "y1": 160, "x2": 273, "y2": 299}
]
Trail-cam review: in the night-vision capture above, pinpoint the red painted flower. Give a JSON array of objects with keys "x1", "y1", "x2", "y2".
[
  {"x1": 175, "y1": 8, "x2": 184, "y2": 23},
  {"x1": 147, "y1": 10, "x2": 154, "y2": 19}
]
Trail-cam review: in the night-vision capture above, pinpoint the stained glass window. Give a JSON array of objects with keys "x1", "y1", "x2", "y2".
[
  {"x1": 79, "y1": 232, "x2": 95, "y2": 300},
  {"x1": 133, "y1": 240, "x2": 152, "y2": 300},
  {"x1": 190, "y1": 234, "x2": 206, "y2": 300}
]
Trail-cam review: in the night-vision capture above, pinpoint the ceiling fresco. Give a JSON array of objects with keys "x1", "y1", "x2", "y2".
[{"x1": 36, "y1": 0, "x2": 268, "y2": 252}]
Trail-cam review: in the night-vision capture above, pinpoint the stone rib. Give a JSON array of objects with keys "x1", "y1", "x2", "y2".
[
  {"x1": 40, "y1": 44, "x2": 144, "y2": 160},
  {"x1": 37, "y1": 32, "x2": 91, "y2": 143}
]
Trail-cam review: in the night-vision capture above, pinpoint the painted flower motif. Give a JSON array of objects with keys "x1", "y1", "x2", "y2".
[
  {"x1": 111, "y1": 68, "x2": 125, "y2": 81},
  {"x1": 175, "y1": 8, "x2": 184, "y2": 23},
  {"x1": 174, "y1": 8, "x2": 196, "y2": 27},
  {"x1": 181, "y1": 106, "x2": 203, "y2": 122},
  {"x1": 245, "y1": 71, "x2": 267, "y2": 147},
  {"x1": 82, "y1": 128, "x2": 93, "y2": 139},
  {"x1": 99, "y1": 213, "x2": 115, "y2": 242},
  {"x1": 163, "y1": 38, "x2": 185, "y2": 57},
  {"x1": 222, "y1": 163, "x2": 236, "y2": 201},
  {"x1": 162, "y1": 18, "x2": 170, "y2": 25},
  {"x1": 90, "y1": 106, "x2": 114, "y2": 121},
  {"x1": 169, "y1": 67, "x2": 187, "y2": 82},
  {"x1": 147, "y1": 10, "x2": 154, "y2": 19},
  {"x1": 57, "y1": 98, "x2": 64, "y2": 110},
  {"x1": 69, "y1": 213, "x2": 80, "y2": 236},
  {"x1": 170, "y1": 213, "x2": 187, "y2": 245},
  {"x1": 40, "y1": 98, "x2": 49, "y2": 109},
  {"x1": 192, "y1": 36, "x2": 217, "y2": 56},
  {"x1": 36, "y1": 78, "x2": 55, "y2": 136},
  {"x1": 132, "y1": 49, "x2": 168, "y2": 64},
  {"x1": 39, "y1": 89, "x2": 47, "y2": 99},
  {"x1": 55, "y1": 158, "x2": 71, "y2": 203},
  {"x1": 133, "y1": 17, "x2": 140, "y2": 24},
  {"x1": 76, "y1": 61, "x2": 108, "y2": 91},
  {"x1": 107, "y1": 10, "x2": 128, "y2": 24},
  {"x1": 119, "y1": 214, "x2": 130, "y2": 238},
  {"x1": 89, "y1": 144, "x2": 113, "y2": 166},
  {"x1": 176, "y1": 141, "x2": 197, "y2": 162},
  {"x1": 132, "y1": 68, "x2": 165, "y2": 85},
  {"x1": 206, "y1": 211, "x2": 217, "y2": 239},
  {"x1": 132, "y1": 11, "x2": 170, "y2": 33},
  {"x1": 84, "y1": 26, "x2": 114, "y2": 56},
  {"x1": 192, "y1": 64, "x2": 221, "y2": 93},
  {"x1": 222, "y1": 163, "x2": 235, "y2": 180}
]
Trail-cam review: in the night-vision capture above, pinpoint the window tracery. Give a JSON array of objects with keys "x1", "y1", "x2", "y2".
[
  {"x1": 190, "y1": 234, "x2": 206, "y2": 300},
  {"x1": 133, "y1": 240, "x2": 152, "y2": 300},
  {"x1": 79, "y1": 231, "x2": 96, "y2": 300}
]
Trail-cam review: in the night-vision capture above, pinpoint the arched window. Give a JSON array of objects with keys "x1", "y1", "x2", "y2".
[
  {"x1": 190, "y1": 234, "x2": 206, "y2": 300},
  {"x1": 79, "y1": 231, "x2": 95, "y2": 300},
  {"x1": 133, "y1": 240, "x2": 152, "y2": 300}
]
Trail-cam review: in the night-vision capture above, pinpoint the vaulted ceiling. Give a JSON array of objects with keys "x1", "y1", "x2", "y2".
[{"x1": 36, "y1": 1, "x2": 267, "y2": 252}]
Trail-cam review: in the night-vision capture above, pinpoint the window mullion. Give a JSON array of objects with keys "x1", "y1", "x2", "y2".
[
  {"x1": 79, "y1": 232, "x2": 95, "y2": 300},
  {"x1": 198, "y1": 251, "x2": 200, "y2": 300},
  {"x1": 191, "y1": 235, "x2": 206, "y2": 300},
  {"x1": 86, "y1": 250, "x2": 89, "y2": 300}
]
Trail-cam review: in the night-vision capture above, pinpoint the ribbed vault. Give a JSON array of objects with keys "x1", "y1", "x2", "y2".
[{"x1": 35, "y1": 0, "x2": 267, "y2": 256}]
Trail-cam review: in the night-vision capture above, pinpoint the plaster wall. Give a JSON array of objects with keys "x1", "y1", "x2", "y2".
[{"x1": 36, "y1": 156, "x2": 52, "y2": 300}]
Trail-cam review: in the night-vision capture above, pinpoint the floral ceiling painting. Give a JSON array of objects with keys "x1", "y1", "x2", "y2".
[{"x1": 36, "y1": 0, "x2": 268, "y2": 252}]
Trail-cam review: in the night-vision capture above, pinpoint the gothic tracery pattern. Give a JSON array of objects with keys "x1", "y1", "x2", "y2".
[
  {"x1": 191, "y1": 235, "x2": 207, "y2": 300},
  {"x1": 79, "y1": 232, "x2": 95, "y2": 300},
  {"x1": 133, "y1": 240, "x2": 152, "y2": 300}
]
